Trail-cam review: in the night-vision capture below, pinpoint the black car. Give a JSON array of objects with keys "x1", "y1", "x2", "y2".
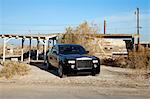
[{"x1": 47, "y1": 44, "x2": 100, "y2": 78}]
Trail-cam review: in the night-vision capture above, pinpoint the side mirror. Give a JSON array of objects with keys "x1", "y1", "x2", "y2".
[{"x1": 86, "y1": 51, "x2": 89, "y2": 54}]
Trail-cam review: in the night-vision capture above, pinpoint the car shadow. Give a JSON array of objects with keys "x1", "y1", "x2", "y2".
[
  {"x1": 30, "y1": 61, "x2": 93, "y2": 78},
  {"x1": 30, "y1": 61, "x2": 59, "y2": 77}
]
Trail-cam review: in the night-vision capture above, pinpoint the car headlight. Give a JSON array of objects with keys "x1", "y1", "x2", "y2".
[
  {"x1": 93, "y1": 60, "x2": 99, "y2": 63},
  {"x1": 71, "y1": 65, "x2": 75, "y2": 69},
  {"x1": 94, "y1": 64, "x2": 97, "y2": 68},
  {"x1": 68, "y1": 60, "x2": 75, "y2": 64}
]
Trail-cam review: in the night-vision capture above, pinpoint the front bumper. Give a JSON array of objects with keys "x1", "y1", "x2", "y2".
[{"x1": 63, "y1": 64, "x2": 100, "y2": 75}]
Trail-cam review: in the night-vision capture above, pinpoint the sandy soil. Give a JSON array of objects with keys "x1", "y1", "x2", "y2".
[{"x1": 0, "y1": 64, "x2": 150, "y2": 96}]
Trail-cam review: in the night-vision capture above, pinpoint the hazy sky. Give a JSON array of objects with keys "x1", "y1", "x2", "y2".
[{"x1": 0, "y1": 0, "x2": 150, "y2": 41}]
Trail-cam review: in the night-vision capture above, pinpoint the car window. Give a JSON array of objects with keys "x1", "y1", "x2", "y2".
[{"x1": 59, "y1": 45, "x2": 86, "y2": 55}]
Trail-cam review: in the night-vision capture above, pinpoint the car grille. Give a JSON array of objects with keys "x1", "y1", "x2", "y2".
[{"x1": 76, "y1": 60, "x2": 92, "y2": 69}]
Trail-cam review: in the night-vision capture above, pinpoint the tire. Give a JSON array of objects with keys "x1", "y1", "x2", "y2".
[
  {"x1": 47, "y1": 61, "x2": 52, "y2": 70},
  {"x1": 91, "y1": 72, "x2": 96, "y2": 76},
  {"x1": 91, "y1": 70, "x2": 96, "y2": 76},
  {"x1": 58, "y1": 65, "x2": 65, "y2": 78}
]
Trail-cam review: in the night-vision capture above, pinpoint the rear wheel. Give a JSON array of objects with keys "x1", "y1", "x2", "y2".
[
  {"x1": 47, "y1": 61, "x2": 52, "y2": 70},
  {"x1": 58, "y1": 65, "x2": 65, "y2": 78}
]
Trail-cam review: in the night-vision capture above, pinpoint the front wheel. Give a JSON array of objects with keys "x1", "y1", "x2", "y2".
[
  {"x1": 91, "y1": 70, "x2": 96, "y2": 76},
  {"x1": 91, "y1": 72, "x2": 96, "y2": 76}
]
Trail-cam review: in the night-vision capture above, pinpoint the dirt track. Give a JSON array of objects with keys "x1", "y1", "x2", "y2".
[
  {"x1": 1, "y1": 84, "x2": 150, "y2": 99},
  {"x1": 0, "y1": 64, "x2": 150, "y2": 98}
]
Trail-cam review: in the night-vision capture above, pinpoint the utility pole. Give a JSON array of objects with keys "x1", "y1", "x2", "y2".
[
  {"x1": 104, "y1": 20, "x2": 106, "y2": 34},
  {"x1": 136, "y1": 8, "x2": 140, "y2": 50}
]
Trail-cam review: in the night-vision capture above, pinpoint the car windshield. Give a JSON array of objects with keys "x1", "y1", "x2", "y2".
[{"x1": 59, "y1": 45, "x2": 86, "y2": 55}]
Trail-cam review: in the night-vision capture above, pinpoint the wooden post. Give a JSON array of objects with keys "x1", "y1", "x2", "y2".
[
  {"x1": 146, "y1": 42, "x2": 148, "y2": 48},
  {"x1": 132, "y1": 37, "x2": 135, "y2": 51},
  {"x1": 44, "y1": 40, "x2": 47, "y2": 63},
  {"x1": 42, "y1": 40, "x2": 44, "y2": 54},
  {"x1": 48, "y1": 39, "x2": 50, "y2": 48},
  {"x1": 21, "y1": 38, "x2": 25, "y2": 62},
  {"x1": 3, "y1": 37, "x2": 12, "y2": 62},
  {"x1": 36, "y1": 39, "x2": 39, "y2": 61},
  {"x1": 3, "y1": 38, "x2": 6, "y2": 62},
  {"x1": 2, "y1": 37, "x2": 12, "y2": 62},
  {"x1": 29, "y1": 38, "x2": 31, "y2": 63}
]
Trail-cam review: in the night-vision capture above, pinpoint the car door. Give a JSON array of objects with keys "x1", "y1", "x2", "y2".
[
  {"x1": 52, "y1": 46, "x2": 59, "y2": 68},
  {"x1": 48, "y1": 46, "x2": 55, "y2": 67},
  {"x1": 48, "y1": 46, "x2": 59, "y2": 68}
]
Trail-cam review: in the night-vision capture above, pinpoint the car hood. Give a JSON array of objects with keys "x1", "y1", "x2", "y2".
[{"x1": 60, "y1": 54, "x2": 97, "y2": 60}]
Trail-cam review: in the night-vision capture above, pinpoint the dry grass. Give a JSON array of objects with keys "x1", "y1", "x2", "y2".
[
  {"x1": 102, "y1": 47, "x2": 150, "y2": 80},
  {"x1": 102, "y1": 57, "x2": 126, "y2": 67},
  {"x1": 102, "y1": 49, "x2": 150, "y2": 80},
  {"x1": 102, "y1": 46, "x2": 150, "y2": 70},
  {"x1": 125, "y1": 48, "x2": 150, "y2": 70},
  {"x1": 125, "y1": 49, "x2": 150, "y2": 80},
  {"x1": 0, "y1": 61, "x2": 30, "y2": 79}
]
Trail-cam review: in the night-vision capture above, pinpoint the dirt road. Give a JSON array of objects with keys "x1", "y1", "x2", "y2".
[
  {"x1": 0, "y1": 64, "x2": 150, "y2": 99},
  {"x1": 0, "y1": 84, "x2": 150, "y2": 99}
]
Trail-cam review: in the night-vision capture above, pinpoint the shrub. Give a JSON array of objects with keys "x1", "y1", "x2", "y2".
[
  {"x1": 60, "y1": 22, "x2": 100, "y2": 55},
  {"x1": 0, "y1": 61, "x2": 30, "y2": 79},
  {"x1": 102, "y1": 48, "x2": 150, "y2": 70},
  {"x1": 101, "y1": 46, "x2": 150, "y2": 70},
  {"x1": 125, "y1": 49, "x2": 150, "y2": 70},
  {"x1": 102, "y1": 57, "x2": 126, "y2": 67}
]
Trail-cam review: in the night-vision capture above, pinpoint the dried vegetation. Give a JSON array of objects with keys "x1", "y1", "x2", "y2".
[
  {"x1": 0, "y1": 61, "x2": 30, "y2": 79},
  {"x1": 61, "y1": 22, "x2": 150, "y2": 72},
  {"x1": 60, "y1": 22, "x2": 99, "y2": 55}
]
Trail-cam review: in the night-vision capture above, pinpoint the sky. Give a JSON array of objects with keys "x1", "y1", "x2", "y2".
[{"x1": 0, "y1": 0, "x2": 150, "y2": 42}]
